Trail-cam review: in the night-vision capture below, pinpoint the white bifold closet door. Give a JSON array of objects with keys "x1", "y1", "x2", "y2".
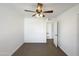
[{"x1": 24, "y1": 17, "x2": 47, "y2": 43}]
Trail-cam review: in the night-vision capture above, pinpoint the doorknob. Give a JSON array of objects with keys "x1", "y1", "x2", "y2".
[{"x1": 46, "y1": 33, "x2": 49, "y2": 34}]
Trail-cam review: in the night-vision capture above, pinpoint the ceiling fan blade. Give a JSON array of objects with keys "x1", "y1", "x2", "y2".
[
  {"x1": 43, "y1": 10, "x2": 53, "y2": 13},
  {"x1": 24, "y1": 10, "x2": 35, "y2": 12},
  {"x1": 32, "y1": 14, "x2": 36, "y2": 17}
]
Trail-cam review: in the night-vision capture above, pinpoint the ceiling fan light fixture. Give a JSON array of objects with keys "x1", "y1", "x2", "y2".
[
  {"x1": 40, "y1": 14, "x2": 43, "y2": 17},
  {"x1": 36, "y1": 14, "x2": 39, "y2": 17},
  {"x1": 36, "y1": 13, "x2": 43, "y2": 17}
]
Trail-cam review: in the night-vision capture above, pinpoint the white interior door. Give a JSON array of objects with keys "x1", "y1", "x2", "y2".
[
  {"x1": 46, "y1": 23, "x2": 53, "y2": 39},
  {"x1": 53, "y1": 21, "x2": 58, "y2": 47}
]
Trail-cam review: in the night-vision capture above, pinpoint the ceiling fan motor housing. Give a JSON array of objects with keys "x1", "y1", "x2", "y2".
[{"x1": 36, "y1": 3, "x2": 43, "y2": 13}]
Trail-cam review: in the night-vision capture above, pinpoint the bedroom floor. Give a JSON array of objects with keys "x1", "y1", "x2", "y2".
[{"x1": 12, "y1": 39, "x2": 67, "y2": 56}]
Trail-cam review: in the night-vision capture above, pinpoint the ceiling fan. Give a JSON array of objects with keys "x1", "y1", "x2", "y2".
[{"x1": 24, "y1": 3, "x2": 53, "y2": 17}]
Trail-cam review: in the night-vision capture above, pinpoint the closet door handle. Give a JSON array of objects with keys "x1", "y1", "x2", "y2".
[
  {"x1": 46, "y1": 33, "x2": 49, "y2": 34},
  {"x1": 55, "y1": 34, "x2": 58, "y2": 36}
]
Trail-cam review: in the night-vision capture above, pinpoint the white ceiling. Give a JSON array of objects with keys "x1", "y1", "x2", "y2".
[{"x1": 11, "y1": 3, "x2": 78, "y2": 18}]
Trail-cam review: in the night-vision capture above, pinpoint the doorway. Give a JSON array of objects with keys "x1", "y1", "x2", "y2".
[
  {"x1": 46, "y1": 20, "x2": 58, "y2": 47},
  {"x1": 46, "y1": 22, "x2": 53, "y2": 40}
]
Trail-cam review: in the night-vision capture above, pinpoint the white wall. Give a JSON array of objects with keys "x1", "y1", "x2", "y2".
[
  {"x1": 24, "y1": 17, "x2": 47, "y2": 43},
  {"x1": 57, "y1": 4, "x2": 79, "y2": 56},
  {"x1": 77, "y1": 14, "x2": 79, "y2": 55},
  {"x1": 0, "y1": 4, "x2": 24, "y2": 56}
]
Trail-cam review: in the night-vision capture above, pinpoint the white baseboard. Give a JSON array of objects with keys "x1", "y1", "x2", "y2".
[
  {"x1": 58, "y1": 44, "x2": 68, "y2": 56},
  {"x1": 24, "y1": 41, "x2": 47, "y2": 43},
  {"x1": 10, "y1": 42, "x2": 24, "y2": 56}
]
